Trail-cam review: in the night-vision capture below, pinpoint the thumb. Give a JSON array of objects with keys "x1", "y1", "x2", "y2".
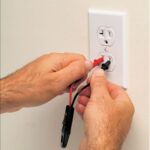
[
  {"x1": 90, "y1": 68, "x2": 110, "y2": 102},
  {"x1": 56, "y1": 60, "x2": 92, "y2": 87}
]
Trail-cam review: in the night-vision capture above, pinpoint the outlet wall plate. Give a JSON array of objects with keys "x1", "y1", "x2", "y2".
[{"x1": 88, "y1": 9, "x2": 128, "y2": 88}]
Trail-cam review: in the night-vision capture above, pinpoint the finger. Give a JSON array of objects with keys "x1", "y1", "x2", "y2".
[
  {"x1": 78, "y1": 95, "x2": 89, "y2": 106},
  {"x1": 61, "y1": 53, "x2": 86, "y2": 67},
  {"x1": 56, "y1": 60, "x2": 93, "y2": 88},
  {"x1": 78, "y1": 86, "x2": 91, "y2": 97},
  {"x1": 65, "y1": 76, "x2": 87, "y2": 93},
  {"x1": 90, "y1": 67, "x2": 111, "y2": 102},
  {"x1": 108, "y1": 81, "x2": 127, "y2": 99},
  {"x1": 71, "y1": 75, "x2": 87, "y2": 90},
  {"x1": 76, "y1": 103, "x2": 85, "y2": 117},
  {"x1": 107, "y1": 81, "x2": 135, "y2": 115},
  {"x1": 48, "y1": 53, "x2": 87, "y2": 70}
]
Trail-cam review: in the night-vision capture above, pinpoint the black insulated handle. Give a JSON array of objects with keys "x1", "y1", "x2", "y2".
[{"x1": 61, "y1": 105, "x2": 74, "y2": 148}]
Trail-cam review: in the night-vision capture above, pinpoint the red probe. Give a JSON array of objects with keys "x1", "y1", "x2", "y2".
[{"x1": 93, "y1": 57, "x2": 104, "y2": 67}]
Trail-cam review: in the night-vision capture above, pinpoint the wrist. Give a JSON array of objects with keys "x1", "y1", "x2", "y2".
[{"x1": 0, "y1": 76, "x2": 23, "y2": 113}]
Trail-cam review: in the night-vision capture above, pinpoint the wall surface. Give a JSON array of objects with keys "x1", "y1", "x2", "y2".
[{"x1": 0, "y1": 0, "x2": 149, "y2": 150}]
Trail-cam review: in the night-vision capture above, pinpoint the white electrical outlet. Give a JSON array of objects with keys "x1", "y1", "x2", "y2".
[{"x1": 88, "y1": 10, "x2": 128, "y2": 88}]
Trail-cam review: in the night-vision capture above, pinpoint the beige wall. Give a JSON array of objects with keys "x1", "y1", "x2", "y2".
[{"x1": 1, "y1": 0, "x2": 149, "y2": 150}]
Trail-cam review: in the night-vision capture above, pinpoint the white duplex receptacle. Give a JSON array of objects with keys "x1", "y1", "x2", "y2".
[{"x1": 88, "y1": 9, "x2": 128, "y2": 88}]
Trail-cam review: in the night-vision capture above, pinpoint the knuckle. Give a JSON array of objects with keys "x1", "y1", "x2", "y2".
[
  {"x1": 91, "y1": 80, "x2": 101, "y2": 90},
  {"x1": 78, "y1": 54, "x2": 86, "y2": 60},
  {"x1": 49, "y1": 52, "x2": 59, "y2": 56},
  {"x1": 129, "y1": 101, "x2": 135, "y2": 115},
  {"x1": 39, "y1": 54, "x2": 48, "y2": 59},
  {"x1": 64, "y1": 52, "x2": 86, "y2": 60},
  {"x1": 74, "y1": 62, "x2": 86, "y2": 76},
  {"x1": 91, "y1": 76, "x2": 106, "y2": 86},
  {"x1": 91, "y1": 80, "x2": 101, "y2": 88},
  {"x1": 123, "y1": 98, "x2": 135, "y2": 116},
  {"x1": 41, "y1": 53, "x2": 53, "y2": 59},
  {"x1": 125, "y1": 98, "x2": 135, "y2": 114},
  {"x1": 91, "y1": 75, "x2": 98, "y2": 83}
]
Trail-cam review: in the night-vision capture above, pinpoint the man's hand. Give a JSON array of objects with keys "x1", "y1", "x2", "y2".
[
  {"x1": 76, "y1": 68, "x2": 134, "y2": 150},
  {"x1": 0, "y1": 53, "x2": 92, "y2": 113}
]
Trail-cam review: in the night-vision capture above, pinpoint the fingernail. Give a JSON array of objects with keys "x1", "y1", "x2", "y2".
[
  {"x1": 93, "y1": 68, "x2": 105, "y2": 77},
  {"x1": 85, "y1": 60, "x2": 93, "y2": 71}
]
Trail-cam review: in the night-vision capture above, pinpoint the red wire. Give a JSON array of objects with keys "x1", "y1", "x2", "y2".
[
  {"x1": 69, "y1": 56, "x2": 104, "y2": 106},
  {"x1": 69, "y1": 85, "x2": 73, "y2": 106}
]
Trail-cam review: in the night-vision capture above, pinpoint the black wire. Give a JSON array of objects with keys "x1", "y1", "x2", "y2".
[
  {"x1": 71, "y1": 83, "x2": 90, "y2": 107},
  {"x1": 71, "y1": 60, "x2": 111, "y2": 107}
]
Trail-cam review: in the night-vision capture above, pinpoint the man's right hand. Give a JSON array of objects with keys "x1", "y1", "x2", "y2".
[{"x1": 76, "y1": 68, "x2": 134, "y2": 150}]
